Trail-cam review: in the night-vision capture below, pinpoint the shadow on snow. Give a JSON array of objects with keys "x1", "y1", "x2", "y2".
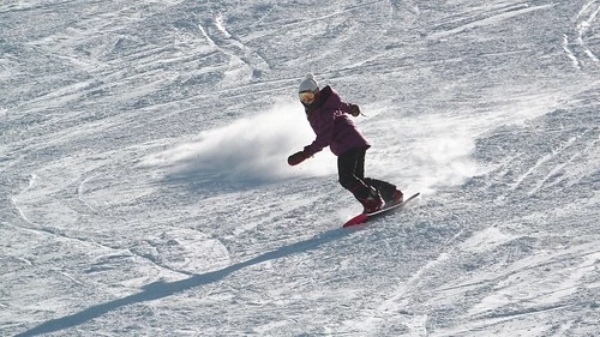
[{"x1": 15, "y1": 227, "x2": 352, "y2": 337}]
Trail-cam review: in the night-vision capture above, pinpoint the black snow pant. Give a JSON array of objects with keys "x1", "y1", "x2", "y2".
[{"x1": 337, "y1": 146, "x2": 397, "y2": 202}]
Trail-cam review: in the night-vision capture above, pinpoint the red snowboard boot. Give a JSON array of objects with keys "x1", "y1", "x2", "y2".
[{"x1": 358, "y1": 188, "x2": 384, "y2": 214}]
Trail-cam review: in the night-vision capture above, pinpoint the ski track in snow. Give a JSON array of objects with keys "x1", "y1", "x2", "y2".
[
  {"x1": 9, "y1": 174, "x2": 203, "y2": 280},
  {"x1": 198, "y1": 13, "x2": 270, "y2": 88},
  {"x1": 344, "y1": 229, "x2": 466, "y2": 337},
  {"x1": 564, "y1": 0, "x2": 600, "y2": 70},
  {"x1": 427, "y1": 4, "x2": 555, "y2": 41}
]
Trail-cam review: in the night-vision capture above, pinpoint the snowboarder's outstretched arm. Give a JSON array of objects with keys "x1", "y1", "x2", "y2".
[
  {"x1": 341, "y1": 102, "x2": 361, "y2": 116},
  {"x1": 288, "y1": 150, "x2": 309, "y2": 166}
]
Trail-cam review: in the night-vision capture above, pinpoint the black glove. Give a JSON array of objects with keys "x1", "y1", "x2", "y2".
[
  {"x1": 349, "y1": 103, "x2": 361, "y2": 117},
  {"x1": 288, "y1": 150, "x2": 309, "y2": 166}
]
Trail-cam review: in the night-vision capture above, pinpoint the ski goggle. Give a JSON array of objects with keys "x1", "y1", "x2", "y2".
[{"x1": 299, "y1": 91, "x2": 316, "y2": 104}]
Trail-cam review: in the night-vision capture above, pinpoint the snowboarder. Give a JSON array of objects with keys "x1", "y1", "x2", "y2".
[{"x1": 287, "y1": 73, "x2": 403, "y2": 214}]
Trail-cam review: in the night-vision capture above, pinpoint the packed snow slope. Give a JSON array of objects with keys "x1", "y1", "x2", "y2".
[{"x1": 2, "y1": 1, "x2": 600, "y2": 336}]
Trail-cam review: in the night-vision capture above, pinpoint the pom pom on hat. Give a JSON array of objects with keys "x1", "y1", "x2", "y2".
[{"x1": 298, "y1": 73, "x2": 319, "y2": 93}]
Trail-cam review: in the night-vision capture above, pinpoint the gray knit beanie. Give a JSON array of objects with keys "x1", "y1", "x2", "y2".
[{"x1": 298, "y1": 73, "x2": 319, "y2": 93}]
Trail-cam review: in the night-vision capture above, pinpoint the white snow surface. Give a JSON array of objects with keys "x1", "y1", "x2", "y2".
[{"x1": 2, "y1": 1, "x2": 600, "y2": 336}]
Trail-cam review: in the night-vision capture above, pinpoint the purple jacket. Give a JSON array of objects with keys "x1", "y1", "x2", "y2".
[{"x1": 303, "y1": 86, "x2": 370, "y2": 157}]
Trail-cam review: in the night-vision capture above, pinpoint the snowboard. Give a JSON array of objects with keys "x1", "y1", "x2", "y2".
[{"x1": 342, "y1": 192, "x2": 421, "y2": 228}]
